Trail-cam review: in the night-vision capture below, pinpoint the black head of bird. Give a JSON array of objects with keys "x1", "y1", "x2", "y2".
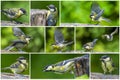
[
  {"x1": 100, "y1": 55, "x2": 115, "y2": 74},
  {"x1": 47, "y1": 4, "x2": 57, "y2": 12},
  {"x1": 19, "y1": 8, "x2": 26, "y2": 15}
]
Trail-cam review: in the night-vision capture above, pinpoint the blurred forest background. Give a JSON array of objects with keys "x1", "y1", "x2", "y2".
[
  {"x1": 46, "y1": 27, "x2": 74, "y2": 52},
  {"x1": 1, "y1": 1, "x2": 30, "y2": 23},
  {"x1": 31, "y1": 54, "x2": 87, "y2": 79},
  {"x1": 31, "y1": 1, "x2": 60, "y2": 26},
  {"x1": 1, "y1": 54, "x2": 29, "y2": 75},
  {"x1": 76, "y1": 27, "x2": 119, "y2": 52},
  {"x1": 1, "y1": 27, "x2": 44, "y2": 52},
  {"x1": 91, "y1": 54, "x2": 119, "y2": 75},
  {"x1": 61, "y1": 1, "x2": 119, "y2": 26}
]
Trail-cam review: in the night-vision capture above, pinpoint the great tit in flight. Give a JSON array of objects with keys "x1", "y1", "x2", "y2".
[
  {"x1": 90, "y1": 2, "x2": 110, "y2": 24},
  {"x1": 83, "y1": 39, "x2": 98, "y2": 52},
  {"x1": 52, "y1": 29, "x2": 73, "y2": 52},
  {"x1": 102, "y1": 27, "x2": 118, "y2": 41}
]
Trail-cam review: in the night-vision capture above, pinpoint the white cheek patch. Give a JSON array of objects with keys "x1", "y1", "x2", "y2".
[
  {"x1": 50, "y1": 9, "x2": 55, "y2": 12},
  {"x1": 104, "y1": 57, "x2": 110, "y2": 61},
  {"x1": 46, "y1": 66, "x2": 52, "y2": 70},
  {"x1": 21, "y1": 60, "x2": 27, "y2": 63}
]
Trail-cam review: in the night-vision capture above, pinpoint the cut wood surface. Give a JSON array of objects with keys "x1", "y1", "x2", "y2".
[
  {"x1": 91, "y1": 73, "x2": 119, "y2": 79},
  {"x1": 1, "y1": 72, "x2": 29, "y2": 79},
  {"x1": 1, "y1": 20, "x2": 29, "y2": 26},
  {"x1": 31, "y1": 9, "x2": 48, "y2": 26}
]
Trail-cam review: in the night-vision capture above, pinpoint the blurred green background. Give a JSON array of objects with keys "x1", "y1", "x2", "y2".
[
  {"x1": 1, "y1": 54, "x2": 29, "y2": 75},
  {"x1": 31, "y1": 1, "x2": 60, "y2": 26},
  {"x1": 76, "y1": 27, "x2": 119, "y2": 52},
  {"x1": 61, "y1": 1, "x2": 119, "y2": 26},
  {"x1": 31, "y1": 54, "x2": 88, "y2": 79},
  {"x1": 46, "y1": 27, "x2": 74, "y2": 52},
  {"x1": 1, "y1": 1, "x2": 30, "y2": 23},
  {"x1": 1, "y1": 27, "x2": 44, "y2": 52},
  {"x1": 91, "y1": 54, "x2": 119, "y2": 75}
]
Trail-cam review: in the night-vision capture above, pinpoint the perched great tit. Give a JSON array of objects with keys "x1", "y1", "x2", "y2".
[
  {"x1": 100, "y1": 55, "x2": 115, "y2": 74},
  {"x1": 1, "y1": 8, "x2": 26, "y2": 24},
  {"x1": 46, "y1": 4, "x2": 58, "y2": 26},
  {"x1": 52, "y1": 29, "x2": 73, "y2": 52},
  {"x1": 90, "y1": 2, "x2": 110, "y2": 24},
  {"x1": 2, "y1": 56, "x2": 28, "y2": 76},
  {"x1": 83, "y1": 39, "x2": 98, "y2": 52},
  {"x1": 102, "y1": 27, "x2": 118, "y2": 41},
  {"x1": 4, "y1": 36, "x2": 31, "y2": 52},
  {"x1": 44, "y1": 55, "x2": 89, "y2": 78}
]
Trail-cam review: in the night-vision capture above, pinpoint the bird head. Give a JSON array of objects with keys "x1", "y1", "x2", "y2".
[
  {"x1": 47, "y1": 4, "x2": 56, "y2": 12},
  {"x1": 43, "y1": 65, "x2": 55, "y2": 72},
  {"x1": 17, "y1": 56, "x2": 27, "y2": 64},
  {"x1": 20, "y1": 8, "x2": 26, "y2": 15},
  {"x1": 100, "y1": 55, "x2": 111, "y2": 62}
]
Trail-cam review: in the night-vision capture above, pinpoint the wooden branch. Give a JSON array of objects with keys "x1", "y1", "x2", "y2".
[
  {"x1": 1, "y1": 50, "x2": 28, "y2": 54},
  {"x1": 1, "y1": 20, "x2": 29, "y2": 26},
  {"x1": 31, "y1": 9, "x2": 48, "y2": 26},
  {"x1": 91, "y1": 73, "x2": 119, "y2": 79},
  {"x1": 1, "y1": 72, "x2": 29, "y2": 79},
  {"x1": 61, "y1": 23, "x2": 100, "y2": 27}
]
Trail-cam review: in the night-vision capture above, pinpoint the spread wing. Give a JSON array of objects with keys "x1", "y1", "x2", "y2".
[
  {"x1": 54, "y1": 29, "x2": 64, "y2": 44},
  {"x1": 12, "y1": 27, "x2": 25, "y2": 37}
]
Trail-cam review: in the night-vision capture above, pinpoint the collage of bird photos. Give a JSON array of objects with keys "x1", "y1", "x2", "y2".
[{"x1": 0, "y1": 0, "x2": 119, "y2": 80}]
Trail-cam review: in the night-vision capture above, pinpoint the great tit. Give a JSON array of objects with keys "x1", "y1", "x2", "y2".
[
  {"x1": 1, "y1": 8, "x2": 26, "y2": 24},
  {"x1": 100, "y1": 55, "x2": 115, "y2": 74},
  {"x1": 2, "y1": 56, "x2": 28, "y2": 75},
  {"x1": 4, "y1": 36, "x2": 31, "y2": 52},
  {"x1": 90, "y1": 2, "x2": 110, "y2": 24},
  {"x1": 4, "y1": 27, "x2": 31, "y2": 52},
  {"x1": 12, "y1": 27, "x2": 26, "y2": 41},
  {"x1": 83, "y1": 39, "x2": 98, "y2": 52},
  {"x1": 44, "y1": 55, "x2": 89, "y2": 78},
  {"x1": 46, "y1": 4, "x2": 58, "y2": 26},
  {"x1": 102, "y1": 27, "x2": 118, "y2": 41},
  {"x1": 52, "y1": 29, "x2": 73, "y2": 52}
]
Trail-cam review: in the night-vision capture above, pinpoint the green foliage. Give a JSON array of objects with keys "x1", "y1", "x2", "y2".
[
  {"x1": 1, "y1": 54, "x2": 29, "y2": 75},
  {"x1": 76, "y1": 27, "x2": 119, "y2": 52},
  {"x1": 31, "y1": 54, "x2": 86, "y2": 79},
  {"x1": 1, "y1": 27, "x2": 44, "y2": 52},
  {"x1": 61, "y1": 1, "x2": 119, "y2": 26},
  {"x1": 91, "y1": 54, "x2": 119, "y2": 75},
  {"x1": 1, "y1": 1, "x2": 29, "y2": 23},
  {"x1": 46, "y1": 27, "x2": 74, "y2": 52},
  {"x1": 76, "y1": 74, "x2": 89, "y2": 79}
]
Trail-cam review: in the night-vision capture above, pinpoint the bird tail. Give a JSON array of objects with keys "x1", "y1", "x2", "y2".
[
  {"x1": 65, "y1": 41, "x2": 74, "y2": 46},
  {"x1": 1, "y1": 67, "x2": 10, "y2": 70},
  {"x1": 4, "y1": 45, "x2": 14, "y2": 51},
  {"x1": 102, "y1": 17, "x2": 111, "y2": 23}
]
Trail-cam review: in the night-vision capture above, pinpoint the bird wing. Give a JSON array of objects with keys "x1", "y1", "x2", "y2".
[
  {"x1": 12, "y1": 27, "x2": 25, "y2": 37},
  {"x1": 111, "y1": 27, "x2": 118, "y2": 36},
  {"x1": 54, "y1": 29, "x2": 64, "y2": 44}
]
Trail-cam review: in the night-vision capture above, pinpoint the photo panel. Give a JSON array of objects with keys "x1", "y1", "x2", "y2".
[
  {"x1": 76, "y1": 27, "x2": 119, "y2": 52},
  {"x1": 1, "y1": 1, "x2": 30, "y2": 26},
  {"x1": 1, "y1": 54, "x2": 30, "y2": 79},
  {"x1": 46, "y1": 27, "x2": 74, "y2": 52},
  {"x1": 61, "y1": 1, "x2": 119, "y2": 26},
  {"x1": 91, "y1": 53, "x2": 119, "y2": 79},
  {"x1": 1, "y1": 27, "x2": 44, "y2": 52},
  {"x1": 31, "y1": 54, "x2": 90, "y2": 79},
  {"x1": 31, "y1": 1, "x2": 59, "y2": 26}
]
